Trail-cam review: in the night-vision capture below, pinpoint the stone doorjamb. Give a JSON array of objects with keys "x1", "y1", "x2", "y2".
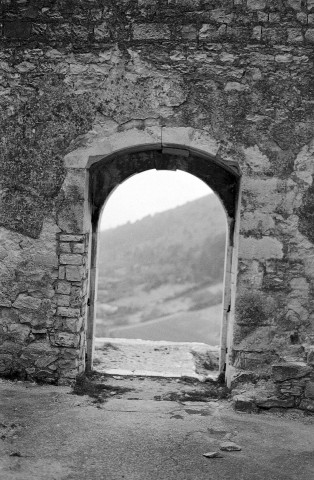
[{"x1": 62, "y1": 126, "x2": 241, "y2": 384}]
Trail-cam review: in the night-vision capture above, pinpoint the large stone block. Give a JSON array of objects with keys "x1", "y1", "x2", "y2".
[
  {"x1": 299, "y1": 398, "x2": 314, "y2": 412},
  {"x1": 59, "y1": 242, "x2": 71, "y2": 253},
  {"x1": 56, "y1": 281, "x2": 71, "y2": 295},
  {"x1": 7, "y1": 323, "x2": 31, "y2": 343},
  {"x1": 272, "y1": 363, "x2": 312, "y2": 382},
  {"x1": 54, "y1": 317, "x2": 83, "y2": 333},
  {"x1": 59, "y1": 235, "x2": 85, "y2": 242},
  {"x1": 56, "y1": 295, "x2": 70, "y2": 307},
  {"x1": 133, "y1": 23, "x2": 170, "y2": 40},
  {"x1": 57, "y1": 307, "x2": 80, "y2": 318},
  {"x1": 35, "y1": 355, "x2": 59, "y2": 368},
  {"x1": 307, "y1": 347, "x2": 314, "y2": 365},
  {"x1": 238, "y1": 236, "x2": 283, "y2": 260},
  {"x1": 255, "y1": 395, "x2": 295, "y2": 408},
  {"x1": 66, "y1": 266, "x2": 86, "y2": 282},
  {"x1": 240, "y1": 211, "x2": 275, "y2": 236},
  {"x1": 60, "y1": 254, "x2": 83, "y2": 265},
  {"x1": 72, "y1": 243, "x2": 85, "y2": 254},
  {"x1": 247, "y1": 0, "x2": 266, "y2": 10},
  {"x1": 0, "y1": 353, "x2": 13, "y2": 373},
  {"x1": 53, "y1": 332, "x2": 80, "y2": 348},
  {"x1": 241, "y1": 178, "x2": 283, "y2": 214},
  {"x1": 287, "y1": 0, "x2": 302, "y2": 11},
  {"x1": 233, "y1": 393, "x2": 258, "y2": 413},
  {"x1": 304, "y1": 381, "x2": 314, "y2": 399},
  {"x1": 13, "y1": 295, "x2": 41, "y2": 310}
]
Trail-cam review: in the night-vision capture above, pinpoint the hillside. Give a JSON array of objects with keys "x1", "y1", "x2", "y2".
[{"x1": 96, "y1": 194, "x2": 227, "y2": 343}]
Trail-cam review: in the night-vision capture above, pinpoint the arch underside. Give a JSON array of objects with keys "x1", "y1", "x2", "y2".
[{"x1": 89, "y1": 149, "x2": 239, "y2": 239}]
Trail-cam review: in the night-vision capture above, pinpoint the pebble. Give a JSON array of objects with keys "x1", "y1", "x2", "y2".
[
  {"x1": 220, "y1": 441, "x2": 242, "y2": 451},
  {"x1": 203, "y1": 451, "x2": 224, "y2": 458}
]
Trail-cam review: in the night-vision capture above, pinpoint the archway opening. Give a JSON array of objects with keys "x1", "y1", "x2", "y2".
[
  {"x1": 87, "y1": 148, "x2": 240, "y2": 382},
  {"x1": 95, "y1": 170, "x2": 227, "y2": 378}
]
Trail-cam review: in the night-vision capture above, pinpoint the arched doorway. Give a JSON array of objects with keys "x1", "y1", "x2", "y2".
[{"x1": 86, "y1": 146, "x2": 240, "y2": 381}]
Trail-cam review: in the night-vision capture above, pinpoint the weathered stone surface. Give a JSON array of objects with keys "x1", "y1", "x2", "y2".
[
  {"x1": 272, "y1": 363, "x2": 313, "y2": 382},
  {"x1": 66, "y1": 266, "x2": 85, "y2": 282},
  {"x1": 60, "y1": 254, "x2": 82, "y2": 266},
  {"x1": 304, "y1": 381, "x2": 314, "y2": 399},
  {"x1": 59, "y1": 235, "x2": 85, "y2": 242},
  {"x1": 305, "y1": 29, "x2": 314, "y2": 42},
  {"x1": 35, "y1": 355, "x2": 59, "y2": 368},
  {"x1": 57, "y1": 307, "x2": 80, "y2": 318},
  {"x1": 133, "y1": 24, "x2": 170, "y2": 41},
  {"x1": 56, "y1": 295, "x2": 70, "y2": 307},
  {"x1": 233, "y1": 394, "x2": 258, "y2": 413},
  {"x1": 13, "y1": 295, "x2": 41, "y2": 311},
  {"x1": 0, "y1": 354, "x2": 13, "y2": 373},
  {"x1": 220, "y1": 442, "x2": 242, "y2": 451},
  {"x1": 58, "y1": 266, "x2": 66, "y2": 280},
  {"x1": 52, "y1": 332, "x2": 80, "y2": 348},
  {"x1": 255, "y1": 395, "x2": 295, "y2": 408},
  {"x1": 307, "y1": 347, "x2": 314, "y2": 366},
  {"x1": 72, "y1": 243, "x2": 85, "y2": 254},
  {"x1": 0, "y1": 294, "x2": 11, "y2": 308},
  {"x1": 59, "y1": 243, "x2": 71, "y2": 253},
  {"x1": 55, "y1": 281, "x2": 71, "y2": 295},
  {"x1": 0, "y1": 1, "x2": 314, "y2": 394},
  {"x1": 239, "y1": 237, "x2": 283, "y2": 260},
  {"x1": 299, "y1": 398, "x2": 314, "y2": 412},
  {"x1": 54, "y1": 317, "x2": 83, "y2": 333},
  {"x1": 243, "y1": 145, "x2": 270, "y2": 173}
]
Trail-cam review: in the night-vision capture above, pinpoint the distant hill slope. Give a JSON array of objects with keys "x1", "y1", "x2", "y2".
[
  {"x1": 98, "y1": 194, "x2": 227, "y2": 293},
  {"x1": 96, "y1": 194, "x2": 227, "y2": 341}
]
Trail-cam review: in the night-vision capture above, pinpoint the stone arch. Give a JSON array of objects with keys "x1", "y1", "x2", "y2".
[{"x1": 60, "y1": 126, "x2": 241, "y2": 382}]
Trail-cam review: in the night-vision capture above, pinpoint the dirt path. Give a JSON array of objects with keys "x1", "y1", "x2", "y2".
[{"x1": 0, "y1": 376, "x2": 313, "y2": 480}]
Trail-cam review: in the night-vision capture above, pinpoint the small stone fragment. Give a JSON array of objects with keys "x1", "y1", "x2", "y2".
[
  {"x1": 220, "y1": 441, "x2": 242, "y2": 451},
  {"x1": 9, "y1": 451, "x2": 21, "y2": 457},
  {"x1": 203, "y1": 451, "x2": 223, "y2": 458}
]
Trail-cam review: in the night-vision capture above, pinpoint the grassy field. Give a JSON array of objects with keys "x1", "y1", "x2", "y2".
[{"x1": 104, "y1": 304, "x2": 222, "y2": 346}]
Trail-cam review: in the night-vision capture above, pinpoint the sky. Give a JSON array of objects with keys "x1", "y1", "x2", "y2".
[{"x1": 100, "y1": 169, "x2": 213, "y2": 230}]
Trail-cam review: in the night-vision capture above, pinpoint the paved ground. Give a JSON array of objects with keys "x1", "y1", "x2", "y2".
[
  {"x1": 0, "y1": 375, "x2": 313, "y2": 480},
  {"x1": 94, "y1": 337, "x2": 219, "y2": 380}
]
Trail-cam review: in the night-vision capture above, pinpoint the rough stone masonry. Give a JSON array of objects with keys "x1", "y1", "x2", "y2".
[{"x1": 0, "y1": 0, "x2": 314, "y2": 413}]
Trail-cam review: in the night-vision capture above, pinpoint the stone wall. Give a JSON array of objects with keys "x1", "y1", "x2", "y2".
[{"x1": 0, "y1": 1, "x2": 314, "y2": 411}]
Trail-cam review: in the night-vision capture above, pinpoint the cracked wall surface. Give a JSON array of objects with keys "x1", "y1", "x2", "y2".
[{"x1": 0, "y1": 0, "x2": 314, "y2": 409}]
